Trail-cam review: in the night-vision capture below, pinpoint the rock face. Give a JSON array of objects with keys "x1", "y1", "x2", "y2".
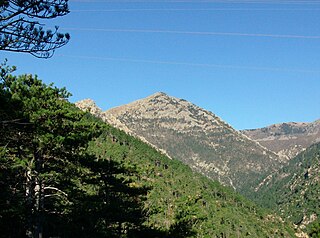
[
  {"x1": 242, "y1": 120, "x2": 320, "y2": 160},
  {"x1": 103, "y1": 92, "x2": 284, "y2": 194},
  {"x1": 75, "y1": 99, "x2": 104, "y2": 118},
  {"x1": 75, "y1": 98, "x2": 173, "y2": 159},
  {"x1": 76, "y1": 98, "x2": 133, "y2": 134}
]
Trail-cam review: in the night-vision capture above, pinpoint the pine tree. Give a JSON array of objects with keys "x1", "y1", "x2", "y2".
[
  {"x1": 0, "y1": 0, "x2": 70, "y2": 58},
  {"x1": 0, "y1": 68, "x2": 157, "y2": 237},
  {"x1": 0, "y1": 71, "x2": 100, "y2": 237}
]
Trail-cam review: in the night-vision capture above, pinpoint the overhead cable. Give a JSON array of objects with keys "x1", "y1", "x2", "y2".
[
  {"x1": 57, "y1": 54, "x2": 320, "y2": 74},
  {"x1": 62, "y1": 27, "x2": 320, "y2": 39}
]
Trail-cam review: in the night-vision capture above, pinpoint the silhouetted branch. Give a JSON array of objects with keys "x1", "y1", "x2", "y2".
[{"x1": 0, "y1": 0, "x2": 70, "y2": 58}]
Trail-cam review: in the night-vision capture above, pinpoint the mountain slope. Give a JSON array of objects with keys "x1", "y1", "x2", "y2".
[
  {"x1": 254, "y1": 142, "x2": 320, "y2": 230},
  {"x1": 100, "y1": 92, "x2": 284, "y2": 194},
  {"x1": 76, "y1": 98, "x2": 173, "y2": 159},
  {"x1": 0, "y1": 72, "x2": 296, "y2": 238},
  {"x1": 75, "y1": 98, "x2": 295, "y2": 237},
  {"x1": 87, "y1": 118, "x2": 295, "y2": 237},
  {"x1": 242, "y1": 120, "x2": 320, "y2": 160}
]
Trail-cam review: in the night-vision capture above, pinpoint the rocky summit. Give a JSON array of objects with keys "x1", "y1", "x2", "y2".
[
  {"x1": 99, "y1": 92, "x2": 285, "y2": 194},
  {"x1": 242, "y1": 120, "x2": 320, "y2": 160}
]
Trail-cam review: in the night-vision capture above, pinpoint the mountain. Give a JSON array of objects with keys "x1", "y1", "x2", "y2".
[
  {"x1": 0, "y1": 74, "x2": 296, "y2": 237},
  {"x1": 74, "y1": 98, "x2": 296, "y2": 237},
  {"x1": 242, "y1": 120, "x2": 320, "y2": 160},
  {"x1": 254, "y1": 142, "x2": 320, "y2": 232},
  {"x1": 86, "y1": 114, "x2": 296, "y2": 237},
  {"x1": 90, "y1": 92, "x2": 285, "y2": 195}
]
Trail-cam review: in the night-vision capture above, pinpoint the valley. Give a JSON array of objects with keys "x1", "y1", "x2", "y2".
[{"x1": 1, "y1": 0, "x2": 319, "y2": 237}]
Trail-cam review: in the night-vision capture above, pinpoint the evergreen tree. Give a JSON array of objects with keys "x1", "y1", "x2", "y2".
[
  {"x1": 0, "y1": 67, "x2": 160, "y2": 237},
  {"x1": 0, "y1": 71, "x2": 99, "y2": 237},
  {"x1": 0, "y1": 0, "x2": 70, "y2": 58}
]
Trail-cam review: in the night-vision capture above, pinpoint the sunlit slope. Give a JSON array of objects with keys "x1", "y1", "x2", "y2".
[
  {"x1": 87, "y1": 123, "x2": 295, "y2": 237},
  {"x1": 103, "y1": 92, "x2": 284, "y2": 195}
]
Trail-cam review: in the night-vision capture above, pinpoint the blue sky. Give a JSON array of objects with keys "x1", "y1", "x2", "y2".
[{"x1": 2, "y1": 0, "x2": 320, "y2": 130}]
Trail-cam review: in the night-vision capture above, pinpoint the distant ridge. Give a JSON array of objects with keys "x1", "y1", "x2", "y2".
[{"x1": 242, "y1": 119, "x2": 320, "y2": 160}]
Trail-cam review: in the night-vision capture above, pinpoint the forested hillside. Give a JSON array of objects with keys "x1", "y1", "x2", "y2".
[
  {"x1": 88, "y1": 127, "x2": 295, "y2": 238},
  {"x1": 254, "y1": 142, "x2": 320, "y2": 236},
  {"x1": 0, "y1": 67, "x2": 295, "y2": 237}
]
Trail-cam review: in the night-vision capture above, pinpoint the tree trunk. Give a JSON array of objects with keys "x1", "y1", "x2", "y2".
[
  {"x1": 34, "y1": 150, "x2": 44, "y2": 238},
  {"x1": 26, "y1": 169, "x2": 33, "y2": 238}
]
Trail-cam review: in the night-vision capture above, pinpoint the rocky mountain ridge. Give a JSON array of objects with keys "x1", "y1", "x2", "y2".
[
  {"x1": 242, "y1": 120, "x2": 320, "y2": 160},
  {"x1": 75, "y1": 98, "x2": 173, "y2": 159},
  {"x1": 82, "y1": 92, "x2": 286, "y2": 194}
]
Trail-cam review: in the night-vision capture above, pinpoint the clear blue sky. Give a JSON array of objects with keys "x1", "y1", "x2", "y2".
[{"x1": 2, "y1": 0, "x2": 320, "y2": 130}]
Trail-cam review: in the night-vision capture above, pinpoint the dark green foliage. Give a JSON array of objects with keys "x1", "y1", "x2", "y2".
[
  {"x1": 88, "y1": 125, "x2": 295, "y2": 237},
  {"x1": 0, "y1": 71, "x2": 152, "y2": 237},
  {"x1": 0, "y1": 72, "x2": 93, "y2": 236},
  {"x1": 0, "y1": 67, "x2": 295, "y2": 237},
  {"x1": 0, "y1": 0, "x2": 70, "y2": 58},
  {"x1": 308, "y1": 219, "x2": 320, "y2": 238},
  {"x1": 253, "y1": 142, "x2": 320, "y2": 230}
]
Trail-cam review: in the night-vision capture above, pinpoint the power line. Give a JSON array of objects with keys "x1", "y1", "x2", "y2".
[
  {"x1": 71, "y1": 8, "x2": 320, "y2": 12},
  {"x1": 57, "y1": 54, "x2": 320, "y2": 74},
  {"x1": 61, "y1": 27, "x2": 320, "y2": 39},
  {"x1": 69, "y1": 0, "x2": 320, "y2": 4}
]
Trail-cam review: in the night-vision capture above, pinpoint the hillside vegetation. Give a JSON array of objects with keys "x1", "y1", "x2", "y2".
[
  {"x1": 254, "y1": 142, "x2": 320, "y2": 235},
  {"x1": 0, "y1": 69, "x2": 295, "y2": 237},
  {"x1": 88, "y1": 127, "x2": 295, "y2": 237}
]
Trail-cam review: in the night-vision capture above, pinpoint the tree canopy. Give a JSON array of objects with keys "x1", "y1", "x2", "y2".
[
  {"x1": 0, "y1": 65, "x2": 163, "y2": 237},
  {"x1": 0, "y1": 64, "x2": 296, "y2": 237},
  {"x1": 0, "y1": 0, "x2": 70, "y2": 58}
]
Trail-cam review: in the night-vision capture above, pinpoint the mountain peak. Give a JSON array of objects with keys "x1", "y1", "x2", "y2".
[
  {"x1": 75, "y1": 98, "x2": 103, "y2": 117},
  {"x1": 148, "y1": 91, "x2": 168, "y2": 98},
  {"x1": 105, "y1": 93, "x2": 282, "y2": 193},
  {"x1": 145, "y1": 92, "x2": 180, "y2": 104},
  {"x1": 76, "y1": 98, "x2": 96, "y2": 106}
]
